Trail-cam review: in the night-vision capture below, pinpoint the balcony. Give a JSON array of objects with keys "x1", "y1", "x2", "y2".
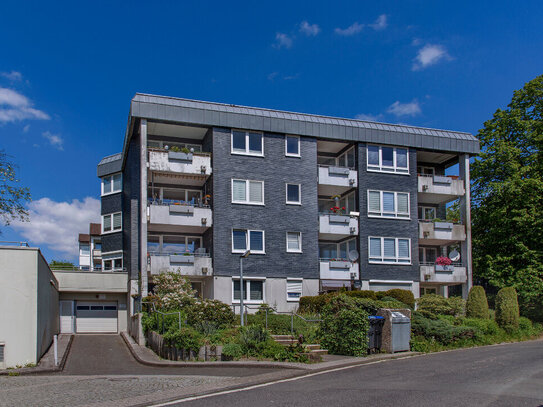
[
  {"x1": 148, "y1": 202, "x2": 212, "y2": 233},
  {"x1": 420, "y1": 263, "x2": 467, "y2": 284},
  {"x1": 92, "y1": 249, "x2": 102, "y2": 258},
  {"x1": 319, "y1": 213, "x2": 359, "y2": 240},
  {"x1": 52, "y1": 270, "x2": 128, "y2": 293},
  {"x1": 419, "y1": 221, "x2": 466, "y2": 245},
  {"x1": 319, "y1": 259, "x2": 359, "y2": 280},
  {"x1": 318, "y1": 165, "x2": 358, "y2": 195},
  {"x1": 418, "y1": 175, "x2": 465, "y2": 204},
  {"x1": 148, "y1": 253, "x2": 213, "y2": 277},
  {"x1": 148, "y1": 149, "x2": 211, "y2": 183}
]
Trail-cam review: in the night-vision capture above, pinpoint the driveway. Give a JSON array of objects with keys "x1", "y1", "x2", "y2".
[{"x1": 62, "y1": 334, "x2": 278, "y2": 377}]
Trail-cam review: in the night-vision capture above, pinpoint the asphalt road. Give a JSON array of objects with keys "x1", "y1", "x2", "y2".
[
  {"x1": 62, "y1": 334, "x2": 278, "y2": 377},
  {"x1": 165, "y1": 339, "x2": 543, "y2": 407}
]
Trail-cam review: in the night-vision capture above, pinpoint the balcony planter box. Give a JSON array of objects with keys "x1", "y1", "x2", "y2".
[
  {"x1": 168, "y1": 151, "x2": 193, "y2": 162},
  {"x1": 434, "y1": 222, "x2": 453, "y2": 230},
  {"x1": 435, "y1": 264, "x2": 454, "y2": 272},
  {"x1": 329, "y1": 261, "x2": 351, "y2": 269},
  {"x1": 328, "y1": 166, "x2": 350, "y2": 176},
  {"x1": 169, "y1": 204, "x2": 194, "y2": 215},
  {"x1": 170, "y1": 255, "x2": 194, "y2": 264},
  {"x1": 433, "y1": 175, "x2": 452, "y2": 184},
  {"x1": 329, "y1": 215, "x2": 350, "y2": 224}
]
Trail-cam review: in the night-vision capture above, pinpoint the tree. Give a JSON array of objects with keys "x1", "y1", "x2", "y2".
[
  {"x1": 49, "y1": 260, "x2": 75, "y2": 269},
  {"x1": 0, "y1": 150, "x2": 31, "y2": 231},
  {"x1": 465, "y1": 286, "x2": 489, "y2": 319},
  {"x1": 495, "y1": 287, "x2": 520, "y2": 332},
  {"x1": 471, "y1": 74, "x2": 543, "y2": 321}
]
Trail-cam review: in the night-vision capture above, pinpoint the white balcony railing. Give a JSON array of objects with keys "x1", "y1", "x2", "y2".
[
  {"x1": 148, "y1": 253, "x2": 213, "y2": 277},
  {"x1": 319, "y1": 213, "x2": 359, "y2": 239},
  {"x1": 420, "y1": 263, "x2": 467, "y2": 284},
  {"x1": 148, "y1": 149, "x2": 212, "y2": 178},
  {"x1": 318, "y1": 165, "x2": 358, "y2": 195},
  {"x1": 319, "y1": 259, "x2": 359, "y2": 280},
  {"x1": 419, "y1": 221, "x2": 466, "y2": 245},
  {"x1": 418, "y1": 174, "x2": 465, "y2": 204},
  {"x1": 148, "y1": 203, "x2": 212, "y2": 232}
]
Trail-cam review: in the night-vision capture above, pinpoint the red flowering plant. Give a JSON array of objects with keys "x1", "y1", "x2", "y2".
[
  {"x1": 435, "y1": 256, "x2": 452, "y2": 266},
  {"x1": 330, "y1": 206, "x2": 346, "y2": 215}
]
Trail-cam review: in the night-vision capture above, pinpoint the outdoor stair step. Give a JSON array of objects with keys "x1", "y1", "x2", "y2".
[
  {"x1": 271, "y1": 335, "x2": 295, "y2": 340},
  {"x1": 274, "y1": 339, "x2": 298, "y2": 345},
  {"x1": 304, "y1": 344, "x2": 321, "y2": 350},
  {"x1": 309, "y1": 349, "x2": 328, "y2": 355}
]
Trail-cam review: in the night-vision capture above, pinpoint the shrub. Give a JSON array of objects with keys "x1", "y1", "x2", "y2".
[
  {"x1": 518, "y1": 316, "x2": 533, "y2": 332},
  {"x1": 149, "y1": 273, "x2": 196, "y2": 310},
  {"x1": 461, "y1": 318, "x2": 500, "y2": 336},
  {"x1": 345, "y1": 290, "x2": 377, "y2": 300},
  {"x1": 238, "y1": 325, "x2": 270, "y2": 355},
  {"x1": 319, "y1": 295, "x2": 369, "y2": 356},
  {"x1": 141, "y1": 310, "x2": 187, "y2": 334},
  {"x1": 185, "y1": 299, "x2": 235, "y2": 328},
  {"x1": 495, "y1": 287, "x2": 520, "y2": 332},
  {"x1": 411, "y1": 314, "x2": 456, "y2": 344},
  {"x1": 222, "y1": 343, "x2": 243, "y2": 360},
  {"x1": 417, "y1": 294, "x2": 465, "y2": 318},
  {"x1": 163, "y1": 326, "x2": 203, "y2": 352},
  {"x1": 376, "y1": 289, "x2": 415, "y2": 308},
  {"x1": 298, "y1": 293, "x2": 336, "y2": 314},
  {"x1": 466, "y1": 286, "x2": 489, "y2": 319}
]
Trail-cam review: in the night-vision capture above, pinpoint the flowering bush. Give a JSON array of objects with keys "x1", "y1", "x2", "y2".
[
  {"x1": 435, "y1": 256, "x2": 452, "y2": 266},
  {"x1": 330, "y1": 206, "x2": 346, "y2": 214},
  {"x1": 186, "y1": 299, "x2": 235, "y2": 328},
  {"x1": 145, "y1": 273, "x2": 196, "y2": 310}
]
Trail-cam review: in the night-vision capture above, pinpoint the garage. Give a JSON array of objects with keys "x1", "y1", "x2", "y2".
[{"x1": 75, "y1": 301, "x2": 118, "y2": 333}]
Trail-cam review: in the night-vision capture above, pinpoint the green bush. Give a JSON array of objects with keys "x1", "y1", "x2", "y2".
[
  {"x1": 141, "y1": 310, "x2": 186, "y2": 334},
  {"x1": 495, "y1": 287, "x2": 520, "y2": 332},
  {"x1": 319, "y1": 295, "x2": 369, "y2": 356},
  {"x1": 245, "y1": 313, "x2": 319, "y2": 343},
  {"x1": 417, "y1": 294, "x2": 465, "y2": 318},
  {"x1": 466, "y1": 286, "x2": 489, "y2": 319},
  {"x1": 345, "y1": 290, "x2": 378, "y2": 300},
  {"x1": 461, "y1": 318, "x2": 500, "y2": 336},
  {"x1": 238, "y1": 325, "x2": 270, "y2": 355},
  {"x1": 221, "y1": 343, "x2": 243, "y2": 360},
  {"x1": 185, "y1": 299, "x2": 235, "y2": 328},
  {"x1": 298, "y1": 293, "x2": 336, "y2": 314},
  {"x1": 376, "y1": 289, "x2": 415, "y2": 308},
  {"x1": 163, "y1": 326, "x2": 203, "y2": 352}
]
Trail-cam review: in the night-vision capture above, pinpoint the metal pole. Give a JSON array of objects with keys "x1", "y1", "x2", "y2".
[
  {"x1": 240, "y1": 257, "x2": 244, "y2": 327},
  {"x1": 291, "y1": 313, "x2": 294, "y2": 336},
  {"x1": 53, "y1": 335, "x2": 58, "y2": 366},
  {"x1": 265, "y1": 308, "x2": 268, "y2": 330}
]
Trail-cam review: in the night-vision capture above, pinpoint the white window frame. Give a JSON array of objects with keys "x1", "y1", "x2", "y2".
[
  {"x1": 317, "y1": 146, "x2": 356, "y2": 168},
  {"x1": 366, "y1": 145, "x2": 409, "y2": 174},
  {"x1": 419, "y1": 206, "x2": 437, "y2": 220},
  {"x1": 102, "y1": 212, "x2": 122, "y2": 234},
  {"x1": 318, "y1": 238, "x2": 357, "y2": 260},
  {"x1": 285, "y1": 183, "x2": 301, "y2": 205},
  {"x1": 79, "y1": 244, "x2": 90, "y2": 257},
  {"x1": 101, "y1": 173, "x2": 122, "y2": 196},
  {"x1": 417, "y1": 166, "x2": 435, "y2": 176},
  {"x1": 367, "y1": 190, "x2": 410, "y2": 219},
  {"x1": 368, "y1": 236, "x2": 411, "y2": 265},
  {"x1": 231, "y1": 229, "x2": 266, "y2": 254},
  {"x1": 285, "y1": 135, "x2": 301, "y2": 157},
  {"x1": 231, "y1": 129, "x2": 264, "y2": 157},
  {"x1": 232, "y1": 277, "x2": 266, "y2": 304},
  {"x1": 419, "y1": 247, "x2": 438, "y2": 264},
  {"x1": 231, "y1": 179, "x2": 265, "y2": 205},
  {"x1": 286, "y1": 232, "x2": 302, "y2": 253},
  {"x1": 286, "y1": 278, "x2": 303, "y2": 302},
  {"x1": 102, "y1": 256, "x2": 123, "y2": 272}
]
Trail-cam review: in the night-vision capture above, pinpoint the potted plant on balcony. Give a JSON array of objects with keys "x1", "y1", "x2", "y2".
[
  {"x1": 435, "y1": 256, "x2": 454, "y2": 272},
  {"x1": 204, "y1": 194, "x2": 211, "y2": 206},
  {"x1": 331, "y1": 194, "x2": 341, "y2": 207},
  {"x1": 168, "y1": 145, "x2": 193, "y2": 162},
  {"x1": 330, "y1": 206, "x2": 346, "y2": 215}
]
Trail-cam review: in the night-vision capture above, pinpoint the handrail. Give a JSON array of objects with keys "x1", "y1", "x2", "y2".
[
  {"x1": 148, "y1": 199, "x2": 210, "y2": 208},
  {"x1": 148, "y1": 251, "x2": 210, "y2": 257},
  {"x1": 420, "y1": 261, "x2": 463, "y2": 267},
  {"x1": 141, "y1": 301, "x2": 184, "y2": 334},
  {"x1": 317, "y1": 164, "x2": 356, "y2": 171},
  {"x1": 50, "y1": 266, "x2": 127, "y2": 272},
  {"x1": 0, "y1": 241, "x2": 29, "y2": 247},
  {"x1": 148, "y1": 147, "x2": 212, "y2": 157},
  {"x1": 418, "y1": 219, "x2": 463, "y2": 225}
]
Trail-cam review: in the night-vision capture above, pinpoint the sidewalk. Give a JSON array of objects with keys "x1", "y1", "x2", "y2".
[
  {"x1": 0, "y1": 334, "x2": 73, "y2": 376},
  {"x1": 121, "y1": 331, "x2": 420, "y2": 372}
]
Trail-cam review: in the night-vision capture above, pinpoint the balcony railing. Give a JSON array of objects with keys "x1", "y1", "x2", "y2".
[
  {"x1": 319, "y1": 258, "x2": 359, "y2": 280},
  {"x1": 319, "y1": 213, "x2": 359, "y2": 239},
  {"x1": 317, "y1": 165, "x2": 358, "y2": 195},
  {"x1": 418, "y1": 174, "x2": 465, "y2": 204},
  {"x1": 148, "y1": 202, "x2": 212, "y2": 230},
  {"x1": 419, "y1": 221, "x2": 466, "y2": 244},
  {"x1": 148, "y1": 149, "x2": 212, "y2": 178},
  {"x1": 420, "y1": 262, "x2": 467, "y2": 284},
  {"x1": 148, "y1": 252, "x2": 213, "y2": 276}
]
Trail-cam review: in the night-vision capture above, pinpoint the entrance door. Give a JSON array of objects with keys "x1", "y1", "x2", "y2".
[{"x1": 60, "y1": 300, "x2": 75, "y2": 333}]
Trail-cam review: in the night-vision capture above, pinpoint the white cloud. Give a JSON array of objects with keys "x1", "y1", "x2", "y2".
[
  {"x1": 387, "y1": 100, "x2": 422, "y2": 117},
  {"x1": 1, "y1": 71, "x2": 23, "y2": 81},
  {"x1": 42, "y1": 131, "x2": 64, "y2": 150},
  {"x1": 369, "y1": 14, "x2": 388, "y2": 31},
  {"x1": 299, "y1": 21, "x2": 320, "y2": 36},
  {"x1": 10, "y1": 197, "x2": 101, "y2": 260},
  {"x1": 273, "y1": 32, "x2": 293, "y2": 49},
  {"x1": 355, "y1": 113, "x2": 384, "y2": 121},
  {"x1": 267, "y1": 72, "x2": 279, "y2": 80},
  {"x1": 412, "y1": 44, "x2": 451, "y2": 71},
  {"x1": 23, "y1": 124, "x2": 30, "y2": 133},
  {"x1": 335, "y1": 22, "x2": 364, "y2": 36},
  {"x1": 0, "y1": 87, "x2": 50, "y2": 123}
]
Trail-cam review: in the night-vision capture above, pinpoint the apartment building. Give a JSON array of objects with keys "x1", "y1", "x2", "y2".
[
  {"x1": 98, "y1": 94, "x2": 479, "y2": 315},
  {"x1": 78, "y1": 223, "x2": 102, "y2": 271}
]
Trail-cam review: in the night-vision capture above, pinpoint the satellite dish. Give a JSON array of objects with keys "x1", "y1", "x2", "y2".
[
  {"x1": 348, "y1": 250, "x2": 359, "y2": 262},
  {"x1": 449, "y1": 250, "x2": 461, "y2": 262}
]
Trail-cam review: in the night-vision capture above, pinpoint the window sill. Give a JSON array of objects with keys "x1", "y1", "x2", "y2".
[
  {"x1": 231, "y1": 151, "x2": 265, "y2": 158},
  {"x1": 285, "y1": 154, "x2": 301, "y2": 158},
  {"x1": 367, "y1": 214, "x2": 411, "y2": 220},
  {"x1": 232, "y1": 300, "x2": 264, "y2": 304},
  {"x1": 101, "y1": 229, "x2": 122, "y2": 235},
  {"x1": 286, "y1": 202, "x2": 302, "y2": 206},
  {"x1": 368, "y1": 260, "x2": 412, "y2": 265},
  {"x1": 366, "y1": 168, "x2": 410, "y2": 176},
  {"x1": 286, "y1": 250, "x2": 303, "y2": 254},
  {"x1": 232, "y1": 202, "x2": 265, "y2": 206},
  {"x1": 232, "y1": 250, "x2": 266, "y2": 255},
  {"x1": 101, "y1": 191, "x2": 122, "y2": 197}
]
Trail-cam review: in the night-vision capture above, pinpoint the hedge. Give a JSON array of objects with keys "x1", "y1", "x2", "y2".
[
  {"x1": 466, "y1": 286, "x2": 489, "y2": 319},
  {"x1": 495, "y1": 287, "x2": 520, "y2": 332}
]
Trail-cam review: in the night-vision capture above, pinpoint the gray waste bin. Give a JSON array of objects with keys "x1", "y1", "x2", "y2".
[{"x1": 390, "y1": 311, "x2": 411, "y2": 352}]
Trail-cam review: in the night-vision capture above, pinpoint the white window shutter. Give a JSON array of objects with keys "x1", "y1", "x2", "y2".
[
  {"x1": 368, "y1": 191, "x2": 381, "y2": 213},
  {"x1": 249, "y1": 181, "x2": 263, "y2": 203},
  {"x1": 397, "y1": 193, "x2": 409, "y2": 214},
  {"x1": 233, "y1": 180, "x2": 246, "y2": 202}
]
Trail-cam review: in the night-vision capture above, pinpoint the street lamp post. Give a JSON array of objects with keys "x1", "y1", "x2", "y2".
[{"x1": 239, "y1": 250, "x2": 250, "y2": 326}]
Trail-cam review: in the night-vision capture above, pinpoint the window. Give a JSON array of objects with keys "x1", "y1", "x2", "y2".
[
  {"x1": 147, "y1": 140, "x2": 203, "y2": 152},
  {"x1": 319, "y1": 238, "x2": 357, "y2": 259},
  {"x1": 417, "y1": 166, "x2": 435, "y2": 176},
  {"x1": 233, "y1": 279, "x2": 264, "y2": 302},
  {"x1": 286, "y1": 183, "x2": 301, "y2": 204},
  {"x1": 418, "y1": 206, "x2": 437, "y2": 220},
  {"x1": 287, "y1": 279, "x2": 303, "y2": 301},
  {"x1": 162, "y1": 235, "x2": 201, "y2": 254},
  {"x1": 101, "y1": 173, "x2": 122, "y2": 195},
  {"x1": 286, "y1": 232, "x2": 302, "y2": 253},
  {"x1": 317, "y1": 147, "x2": 355, "y2": 168},
  {"x1": 232, "y1": 229, "x2": 265, "y2": 254},
  {"x1": 367, "y1": 191, "x2": 410, "y2": 218},
  {"x1": 318, "y1": 191, "x2": 356, "y2": 214},
  {"x1": 285, "y1": 135, "x2": 300, "y2": 157},
  {"x1": 103, "y1": 257, "x2": 123, "y2": 271},
  {"x1": 232, "y1": 179, "x2": 264, "y2": 205},
  {"x1": 367, "y1": 145, "x2": 409, "y2": 174},
  {"x1": 231, "y1": 130, "x2": 264, "y2": 156},
  {"x1": 419, "y1": 247, "x2": 438, "y2": 264},
  {"x1": 368, "y1": 237, "x2": 411, "y2": 264},
  {"x1": 79, "y1": 244, "x2": 90, "y2": 256},
  {"x1": 102, "y1": 212, "x2": 122, "y2": 233}
]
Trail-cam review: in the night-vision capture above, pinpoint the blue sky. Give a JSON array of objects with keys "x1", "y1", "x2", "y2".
[{"x1": 1, "y1": 1, "x2": 542, "y2": 261}]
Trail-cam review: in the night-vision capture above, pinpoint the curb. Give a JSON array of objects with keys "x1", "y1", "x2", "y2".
[{"x1": 0, "y1": 335, "x2": 74, "y2": 376}]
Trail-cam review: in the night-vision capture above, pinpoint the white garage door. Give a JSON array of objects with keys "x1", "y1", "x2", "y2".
[{"x1": 76, "y1": 301, "x2": 118, "y2": 333}]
